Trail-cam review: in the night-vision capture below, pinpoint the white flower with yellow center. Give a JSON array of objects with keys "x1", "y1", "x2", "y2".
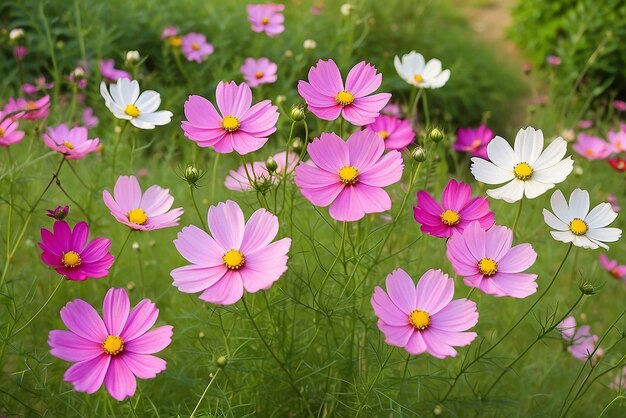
[
  {"x1": 394, "y1": 51, "x2": 450, "y2": 89},
  {"x1": 543, "y1": 189, "x2": 621, "y2": 250},
  {"x1": 470, "y1": 126, "x2": 574, "y2": 203},
  {"x1": 100, "y1": 78, "x2": 173, "y2": 129}
]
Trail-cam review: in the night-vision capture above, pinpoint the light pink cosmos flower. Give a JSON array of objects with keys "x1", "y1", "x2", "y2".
[
  {"x1": 599, "y1": 254, "x2": 626, "y2": 280},
  {"x1": 557, "y1": 316, "x2": 599, "y2": 361},
  {"x1": 0, "y1": 113, "x2": 25, "y2": 147},
  {"x1": 614, "y1": 100, "x2": 626, "y2": 112},
  {"x1": 573, "y1": 134, "x2": 612, "y2": 160},
  {"x1": 454, "y1": 124, "x2": 494, "y2": 159},
  {"x1": 447, "y1": 221, "x2": 538, "y2": 298},
  {"x1": 413, "y1": 179, "x2": 495, "y2": 238},
  {"x1": 608, "y1": 124, "x2": 626, "y2": 154},
  {"x1": 3, "y1": 95, "x2": 50, "y2": 121},
  {"x1": 546, "y1": 55, "x2": 561, "y2": 66},
  {"x1": 48, "y1": 288, "x2": 173, "y2": 400},
  {"x1": 225, "y1": 151, "x2": 298, "y2": 192},
  {"x1": 577, "y1": 120, "x2": 593, "y2": 129},
  {"x1": 610, "y1": 368, "x2": 626, "y2": 391},
  {"x1": 294, "y1": 130, "x2": 403, "y2": 222},
  {"x1": 607, "y1": 194, "x2": 620, "y2": 212},
  {"x1": 247, "y1": 3, "x2": 285, "y2": 37},
  {"x1": 181, "y1": 33, "x2": 214, "y2": 63},
  {"x1": 371, "y1": 268, "x2": 478, "y2": 358},
  {"x1": 161, "y1": 26, "x2": 178, "y2": 39},
  {"x1": 171, "y1": 200, "x2": 291, "y2": 305},
  {"x1": 82, "y1": 107, "x2": 99, "y2": 128},
  {"x1": 181, "y1": 81, "x2": 279, "y2": 154},
  {"x1": 241, "y1": 57, "x2": 278, "y2": 88},
  {"x1": 99, "y1": 59, "x2": 130, "y2": 83},
  {"x1": 23, "y1": 76, "x2": 54, "y2": 95},
  {"x1": 381, "y1": 102, "x2": 402, "y2": 117},
  {"x1": 103, "y1": 176, "x2": 183, "y2": 231},
  {"x1": 364, "y1": 115, "x2": 415, "y2": 150},
  {"x1": 42, "y1": 124, "x2": 100, "y2": 160},
  {"x1": 297, "y1": 59, "x2": 391, "y2": 126}
]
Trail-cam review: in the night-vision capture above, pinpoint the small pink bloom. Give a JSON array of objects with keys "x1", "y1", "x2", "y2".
[
  {"x1": 610, "y1": 367, "x2": 626, "y2": 391},
  {"x1": 171, "y1": 200, "x2": 291, "y2": 305},
  {"x1": 294, "y1": 130, "x2": 403, "y2": 222},
  {"x1": 454, "y1": 124, "x2": 494, "y2": 159},
  {"x1": 614, "y1": 100, "x2": 626, "y2": 112},
  {"x1": 297, "y1": 59, "x2": 391, "y2": 126},
  {"x1": 599, "y1": 254, "x2": 626, "y2": 280},
  {"x1": 247, "y1": 3, "x2": 285, "y2": 37},
  {"x1": 82, "y1": 107, "x2": 99, "y2": 128},
  {"x1": 573, "y1": 134, "x2": 612, "y2": 160},
  {"x1": 413, "y1": 179, "x2": 494, "y2": 238},
  {"x1": 225, "y1": 151, "x2": 298, "y2": 192},
  {"x1": 22, "y1": 76, "x2": 54, "y2": 95},
  {"x1": 161, "y1": 26, "x2": 178, "y2": 39},
  {"x1": 103, "y1": 176, "x2": 184, "y2": 231},
  {"x1": 39, "y1": 220, "x2": 114, "y2": 281},
  {"x1": 182, "y1": 81, "x2": 279, "y2": 155},
  {"x1": 136, "y1": 168, "x2": 149, "y2": 177},
  {"x1": 371, "y1": 268, "x2": 478, "y2": 358},
  {"x1": 557, "y1": 316, "x2": 599, "y2": 361},
  {"x1": 42, "y1": 124, "x2": 100, "y2": 159},
  {"x1": 3, "y1": 95, "x2": 50, "y2": 121},
  {"x1": 14, "y1": 45, "x2": 28, "y2": 60},
  {"x1": 311, "y1": 2, "x2": 323, "y2": 15},
  {"x1": 364, "y1": 115, "x2": 415, "y2": 150},
  {"x1": 447, "y1": 221, "x2": 538, "y2": 298},
  {"x1": 546, "y1": 55, "x2": 561, "y2": 66},
  {"x1": 0, "y1": 114, "x2": 25, "y2": 147},
  {"x1": 48, "y1": 288, "x2": 172, "y2": 400},
  {"x1": 241, "y1": 57, "x2": 278, "y2": 88},
  {"x1": 47, "y1": 205, "x2": 70, "y2": 220},
  {"x1": 607, "y1": 124, "x2": 626, "y2": 154},
  {"x1": 607, "y1": 194, "x2": 620, "y2": 212},
  {"x1": 181, "y1": 33, "x2": 214, "y2": 63},
  {"x1": 577, "y1": 120, "x2": 593, "y2": 129},
  {"x1": 381, "y1": 102, "x2": 402, "y2": 117},
  {"x1": 99, "y1": 59, "x2": 130, "y2": 83}
]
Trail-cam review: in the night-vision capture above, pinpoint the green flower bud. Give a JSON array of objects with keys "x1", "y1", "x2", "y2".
[
  {"x1": 265, "y1": 156, "x2": 278, "y2": 173},
  {"x1": 291, "y1": 137, "x2": 303, "y2": 154},
  {"x1": 411, "y1": 146, "x2": 427, "y2": 162},
  {"x1": 290, "y1": 104, "x2": 306, "y2": 122},
  {"x1": 216, "y1": 356, "x2": 228, "y2": 368},
  {"x1": 428, "y1": 127, "x2": 444, "y2": 143}
]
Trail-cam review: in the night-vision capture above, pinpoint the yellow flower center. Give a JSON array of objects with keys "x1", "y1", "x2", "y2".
[
  {"x1": 413, "y1": 74, "x2": 424, "y2": 84},
  {"x1": 440, "y1": 209, "x2": 461, "y2": 226},
  {"x1": 261, "y1": 17, "x2": 270, "y2": 25},
  {"x1": 408, "y1": 309, "x2": 431, "y2": 330},
  {"x1": 569, "y1": 218, "x2": 588, "y2": 236},
  {"x1": 170, "y1": 36, "x2": 182, "y2": 47},
  {"x1": 254, "y1": 71, "x2": 264, "y2": 79},
  {"x1": 102, "y1": 335, "x2": 124, "y2": 355},
  {"x1": 513, "y1": 162, "x2": 533, "y2": 180},
  {"x1": 191, "y1": 42, "x2": 200, "y2": 51},
  {"x1": 335, "y1": 90, "x2": 355, "y2": 106},
  {"x1": 471, "y1": 139, "x2": 481, "y2": 149},
  {"x1": 63, "y1": 141, "x2": 74, "y2": 150},
  {"x1": 124, "y1": 104, "x2": 140, "y2": 118},
  {"x1": 377, "y1": 130, "x2": 389, "y2": 140},
  {"x1": 222, "y1": 115, "x2": 240, "y2": 132},
  {"x1": 610, "y1": 268, "x2": 621, "y2": 279},
  {"x1": 26, "y1": 101, "x2": 38, "y2": 110},
  {"x1": 127, "y1": 208, "x2": 148, "y2": 225},
  {"x1": 584, "y1": 149, "x2": 595, "y2": 157},
  {"x1": 62, "y1": 251, "x2": 81, "y2": 268},
  {"x1": 478, "y1": 258, "x2": 498, "y2": 276},
  {"x1": 338, "y1": 166, "x2": 359, "y2": 184},
  {"x1": 223, "y1": 249, "x2": 245, "y2": 269},
  {"x1": 0, "y1": 128, "x2": 4, "y2": 137}
]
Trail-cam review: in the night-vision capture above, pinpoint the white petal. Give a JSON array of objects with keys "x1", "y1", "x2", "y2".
[
  {"x1": 550, "y1": 189, "x2": 571, "y2": 222},
  {"x1": 428, "y1": 70, "x2": 450, "y2": 89},
  {"x1": 523, "y1": 179, "x2": 554, "y2": 199},
  {"x1": 487, "y1": 136, "x2": 518, "y2": 169},
  {"x1": 404, "y1": 51, "x2": 425, "y2": 73},
  {"x1": 136, "y1": 110, "x2": 173, "y2": 126},
  {"x1": 532, "y1": 158, "x2": 574, "y2": 184},
  {"x1": 587, "y1": 227, "x2": 622, "y2": 243},
  {"x1": 550, "y1": 230, "x2": 574, "y2": 243},
  {"x1": 135, "y1": 91, "x2": 161, "y2": 113},
  {"x1": 569, "y1": 189, "x2": 590, "y2": 219},
  {"x1": 422, "y1": 59, "x2": 442, "y2": 78},
  {"x1": 486, "y1": 179, "x2": 524, "y2": 203},
  {"x1": 470, "y1": 158, "x2": 514, "y2": 184},
  {"x1": 572, "y1": 235, "x2": 599, "y2": 249},
  {"x1": 130, "y1": 118, "x2": 155, "y2": 129},
  {"x1": 394, "y1": 56, "x2": 410, "y2": 82},
  {"x1": 100, "y1": 81, "x2": 114, "y2": 104},
  {"x1": 543, "y1": 209, "x2": 569, "y2": 231},
  {"x1": 533, "y1": 137, "x2": 568, "y2": 170},
  {"x1": 585, "y1": 203, "x2": 618, "y2": 229},
  {"x1": 514, "y1": 127, "x2": 544, "y2": 164}
]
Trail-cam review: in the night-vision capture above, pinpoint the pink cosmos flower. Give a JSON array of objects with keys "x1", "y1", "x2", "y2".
[
  {"x1": 181, "y1": 33, "x2": 214, "y2": 63},
  {"x1": 577, "y1": 120, "x2": 593, "y2": 129},
  {"x1": 181, "y1": 81, "x2": 279, "y2": 154},
  {"x1": 364, "y1": 115, "x2": 415, "y2": 150},
  {"x1": 447, "y1": 221, "x2": 538, "y2": 298},
  {"x1": 103, "y1": 176, "x2": 183, "y2": 231},
  {"x1": 614, "y1": 100, "x2": 626, "y2": 112},
  {"x1": 42, "y1": 124, "x2": 100, "y2": 159},
  {"x1": 607, "y1": 194, "x2": 620, "y2": 212},
  {"x1": 0, "y1": 113, "x2": 25, "y2": 147},
  {"x1": 607, "y1": 124, "x2": 626, "y2": 154},
  {"x1": 381, "y1": 103, "x2": 402, "y2": 118},
  {"x1": 82, "y1": 107, "x2": 99, "y2": 128},
  {"x1": 23, "y1": 76, "x2": 54, "y2": 95},
  {"x1": 48, "y1": 288, "x2": 173, "y2": 400},
  {"x1": 47, "y1": 205, "x2": 70, "y2": 220},
  {"x1": 99, "y1": 59, "x2": 130, "y2": 83},
  {"x1": 413, "y1": 179, "x2": 494, "y2": 238},
  {"x1": 573, "y1": 134, "x2": 612, "y2": 160},
  {"x1": 294, "y1": 130, "x2": 403, "y2": 221},
  {"x1": 297, "y1": 59, "x2": 391, "y2": 126},
  {"x1": 225, "y1": 151, "x2": 298, "y2": 192},
  {"x1": 247, "y1": 3, "x2": 285, "y2": 37},
  {"x1": 241, "y1": 57, "x2": 278, "y2": 88},
  {"x1": 599, "y1": 254, "x2": 626, "y2": 280},
  {"x1": 546, "y1": 55, "x2": 561, "y2": 66},
  {"x1": 610, "y1": 368, "x2": 626, "y2": 391},
  {"x1": 14, "y1": 45, "x2": 28, "y2": 60},
  {"x1": 171, "y1": 200, "x2": 291, "y2": 305},
  {"x1": 39, "y1": 221, "x2": 114, "y2": 281},
  {"x1": 557, "y1": 316, "x2": 599, "y2": 361},
  {"x1": 3, "y1": 95, "x2": 50, "y2": 121},
  {"x1": 371, "y1": 268, "x2": 478, "y2": 358},
  {"x1": 454, "y1": 124, "x2": 494, "y2": 159},
  {"x1": 161, "y1": 26, "x2": 178, "y2": 39}
]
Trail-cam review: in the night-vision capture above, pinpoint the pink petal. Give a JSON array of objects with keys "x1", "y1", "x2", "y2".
[
  {"x1": 64, "y1": 354, "x2": 111, "y2": 394},
  {"x1": 49, "y1": 330, "x2": 103, "y2": 362},
  {"x1": 405, "y1": 331, "x2": 428, "y2": 355},
  {"x1": 71, "y1": 221, "x2": 90, "y2": 250},
  {"x1": 199, "y1": 270, "x2": 245, "y2": 305},
  {"x1": 307, "y1": 133, "x2": 349, "y2": 172},
  {"x1": 104, "y1": 357, "x2": 137, "y2": 401},
  {"x1": 485, "y1": 225, "x2": 514, "y2": 262},
  {"x1": 122, "y1": 353, "x2": 167, "y2": 379},
  {"x1": 353, "y1": 183, "x2": 392, "y2": 214},
  {"x1": 60, "y1": 299, "x2": 108, "y2": 343},
  {"x1": 441, "y1": 180, "x2": 471, "y2": 212},
  {"x1": 174, "y1": 225, "x2": 224, "y2": 266},
  {"x1": 102, "y1": 288, "x2": 130, "y2": 336},
  {"x1": 385, "y1": 269, "x2": 417, "y2": 314},
  {"x1": 125, "y1": 325, "x2": 173, "y2": 354},
  {"x1": 184, "y1": 95, "x2": 223, "y2": 128},
  {"x1": 307, "y1": 59, "x2": 344, "y2": 97},
  {"x1": 171, "y1": 264, "x2": 227, "y2": 293},
  {"x1": 240, "y1": 238, "x2": 290, "y2": 292},
  {"x1": 415, "y1": 269, "x2": 454, "y2": 315},
  {"x1": 371, "y1": 287, "x2": 408, "y2": 326},
  {"x1": 329, "y1": 186, "x2": 365, "y2": 221},
  {"x1": 347, "y1": 130, "x2": 384, "y2": 171},
  {"x1": 430, "y1": 299, "x2": 478, "y2": 332},
  {"x1": 121, "y1": 300, "x2": 158, "y2": 342},
  {"x1": 497, "y1": 243, "x2": 537, "y2": 273},
  {"x1": 140, "y1": 185, "x2": 174, "y2": 216},
  {"x1": 208, "y1": 200, "x2": 245, "y2": 249},
  {"x1": 345, "y1": 61, "x2": 383, "y2": 98},
  {"x1": 358, "y1": 151, "x2": 403, "y2": 187},
  {"x1": 376, "y1": 320, "x2": 413, "y2": 347},
  {"x1": 215, "y1": 81, "x2": 252, "y2": 119}
]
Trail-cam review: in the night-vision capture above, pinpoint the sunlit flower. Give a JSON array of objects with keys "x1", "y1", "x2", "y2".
[
  {"x1": 608, "y1": 124, "x2": 626, "y2": 154},
  {"x1": 181, "y1": 33, "x2": 214, "y2": 63},
  {"x1": 394, "y1": 51, "x2": 450, "y2": 89},
  {"x1": 225, "y1": 151, "x2": 298, "y2": 191},
  {"x1": 454, "y1": 124, "x2": 494, "y2": 159},
  {"x1": 599, "y1": 254, "x2": 626, "y2": 280},
  {"x1": 0, "y1": 113, "x2": 25, "y2": 147},
  {"x1": 99, "y1": 59, "x2": 130, "y2": 83},
  {"x1": 247, "y1": 3, "x2": 285, "y2": 37},
  {"x1": 3, "y1": 95, "x2": 50, "y2": 121},
  {"x1": 22, "y1": 76, "x2": 54, "y2": 95},
  {"x1": 241, "y1": 57, "x2": 277, "y2": 87},
  {"x1": 573, "y1": 134, "x2": 612, "y2": 160},
  {"x1": 557, "y1": 316, "x2": 600, "y2": 361},
  {"x1": 42, "y1": 124, "x2": 100, "y2": 159},
  {"x1": 364, "y1": 115, "x2": 415, "y2": 150}
]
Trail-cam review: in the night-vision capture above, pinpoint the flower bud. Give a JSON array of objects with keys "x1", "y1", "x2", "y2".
[
  {"x1": 303, "y1": 39, "x2": 317, "y2": 50},
  {"x1": 198, "y1": 331, "x2": 205, "y2": 339},
  {"x1": 579, "y1": 282, "x2": 597, "y2": 295},
  {"x1": 291, "y1": 137, "x2": 303, "y2": 154},
  {"x1": 411, "y1": 146, "x2": 426, "y2": 162},
  {"x1": 46, "y1": 205, "x2": 70, "y2": 220},
  {"x1": 125, "y1": 50, "x2": 140, "y2": 64},
  {"x1": 216, "y1": 356, "x2": 228, "y2": 368},
  {"x1": 276, "y1": 95, "x2": 286, "y2": 104},
  {"x1": 433, "y1": 405, "x2": 443, "y2": 416},
  {"x1": 290, "y1": 104, "x2": 306, "y2": 121},
  {"x1": 428, "y1": 127, "x2": 444, "y2": 143},
  {"x1": 340, "y1": 3, "x2": 354, "y2": 16},
  {"x1": 126, "y1": 281, "x2": 136, "y2": 291},
  {"x1": 184, "y1": 165, "x2": 202, "y2": 185},
  {"x1": 265, "y1": 156, "x2": 278, "y2": 173},
  {"x1": 9, "y1": 28, "x2": 24, "y2": 41},
  {"x1": 132, "y1": 242, "x2": 140, "y2": 251}
]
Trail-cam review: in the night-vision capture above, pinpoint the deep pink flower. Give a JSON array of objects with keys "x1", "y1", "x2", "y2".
[
  {"x1": 103, "y1": 176, "x2": 183, "y2": 231},
  {"x1": 47, "y1": 205, "x2": 70, "y2": 220},
  {"x1": 181, "y1": 81, "x2": 279, "y2": 154},
  {"x1": 99, "y1": 59, "x2": 130, "y2": 83},
  {"x1": 557, "y1": 316, "x2": 599, "y2": 361},
  {"x1": 3, "y1": 95, "x2": 50, "y2": 121},
  {"x1": 225, "y1": 151, "x2": 298, "y2": 192},
  {"x1": 573, "y1": 134, "x2": 612, "y2": 160},
  {"x1": 171, "y1": 200, "x2": 291, "y2": 304},
  {"x1": 294, "y1": 130, "x2": 403, "y2": 222},
  {"x1": 546, "y1": 55, "x2": 561, "y2": 66},
  {"x1": 48, "y1": 288, "x2": 173, "y2": 400},
  {"x1": 181, "y1": 33, "x2": 214, "y2": 63},
  {"x1": 14, "y1": 45, "x2": 27, "y2": 60},
  {"x1": 413, "y1": 179, "x2": 494, "y2": 238},
  {"x1": 454, "y1": 124, "x2": 494, "y2": 159},
  {"x1": 447, "y1": 221, "x2": 538, "y2": 298},
  {"x1": 614, "y1": 100, "x2": 626, "y2": 112},
  {"x1": 607, "y1": 124, "x2": 626, "y2": 154},
  {"x1": 0, "y1": 113, "x2": 25, "y2": 147},
  {"x1": 82, "y1": 107, "x2": 99, "y2": 128},
  {"x1": 23, "y1": 76, "x2": 54, "y2": 95},
  {"x1": 241, "y1": 57, "x2": 278, "y2": 88},
  {"x1": 577, "y1": 120, "x2": 593, "y2": 129},
  {"x1": 247, "y1": 3, "x2": 285, "y2": 37},
  {"x1": 364, "y1": 115, "x2": 415, "y2": 150},
  {"x1": 42, "y1": 124, "x2": 100, "y2": 159},
  {"x1": 297, "y1": 59, "x2": 391, "y2": 126},
  {"x1": 161, "y1": 26, "x2": 178, "y2": 39},
  {"x1": 599, "y1": 254, "x2": 626, "y2": 280},
  {"x1": 39, "y1": 221, "x2": 113, "y2": 281},
  {"x1": 371, "y1": 268, "x2": 478, "y2": 358},
  {"x1": 608, "y1": 158, "x2": 626, "y2": 172}
]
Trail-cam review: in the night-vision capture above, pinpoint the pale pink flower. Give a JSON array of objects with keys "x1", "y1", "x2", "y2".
[{"x1": 241, "y1": 57, "x2": 278, "y2": 88}]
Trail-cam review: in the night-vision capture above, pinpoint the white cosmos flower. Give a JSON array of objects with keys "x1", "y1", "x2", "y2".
[
  {"x1": 100, "y1": 78, "x2": 173, "y2": 129},
  {"x1": 543, "y1": 189, "x2": 621, "y2": 250},
  {"x1": 394, "y1": 51, "x2": 450, "y2": 89},
  {"x1": 470, "y1": 126, "x2": 574, "y2": 203}
]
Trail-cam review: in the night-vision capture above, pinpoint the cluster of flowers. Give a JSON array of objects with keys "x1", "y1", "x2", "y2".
[{"x1": 573, "y1": 123, "x2": 626, "y2": 172}]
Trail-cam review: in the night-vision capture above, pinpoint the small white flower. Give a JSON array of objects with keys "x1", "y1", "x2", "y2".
[
  {"x1": 100, "y1": 78, "x2": 173, "y2": 129},
  {"x1": 340, "y1": 3, "x2": 354, "y2": 16},
  {"x1": 303, "y1": 39, "x2": 317, "y2": 50},
  {"x1": 126, "y1": 50, "x2": 140, "y2": 64},
  {"x1": 394, "y1": 51, "x2": 450, "y2": 89},
  {"x1": 543, "y1": 189, "x2": 621, "y2": 250},
  {"x1": 9, "y1": 28, "x2": 24, "y2": 41},
  {"x1": 470, "y1": 126, "x2": 574, "y2": 203}
]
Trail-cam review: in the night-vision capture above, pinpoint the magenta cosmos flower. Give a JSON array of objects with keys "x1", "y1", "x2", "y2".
[
  {"x1": 42, "y1": 124, "x2": 100, "y2": 159},
  {"x1": 3, "y1": 95, "x2": 50, "y2": 121},
  {"x1": 225, "y1": 151, "x2": 298, "y2": 192},
  {"x1": 182, "y1": 81, "x2": 279, "y2": 154},
  {"x1": 99, "y1": 59, "x2": 130, "y2": 83},
  {"x1": 599, "y1": 254, "x2": 626, "y2": 280},
  {"x1": 294, "y1": 130, "x2": 403, "y2": 222},
  {"x1": 297, "y1": 59, "x2": 391, "y2": 126},
  {"x1": 181, "y1": 33, "x2": 214, "y2": 63},
  {"x1": 364, "y1": 115, "x2": 415, "y2": 150},
  {"x1": 447, "y1": 221, "x2": 538, "y2": 298},
  {"x1": 573, "y1": 134, "x2": 612, "y2": 160},
  {"x1": 103, "y1": 176, "x2": 183, "y2": 231},
  {"x1": 413, "y1": 179, "x2": 494, "y2": 238},
  {"x1": 241, "y1": 57, "x2": 278, "y2": 88},
  {"x1": 557, "y1": 316, "x2": 599, "y2": 361},
  {"x1": 48, "y1": 288, "x2": 173, "y2": 400},
  {"x1": 614, "y1": 100, "x2": 626, "y2": 112},
  {"x1": 0, "y1": 113, "x2": 25, "y2": 147},
  {"x1": 171, "y1": 200, "x2": 291, "y2": 305},
  {"x1": 39, "y1": 220, "x2": 114, "y2": 281},
  {"x1": 247, "y1": 3, "x2": 285, "y2": 37},
  {"x1": 371, "y1": 268, "x2": 478, "y2": 358},
  {"x1": 454, "y1": 124, "x2": 494, "y2": 159}
]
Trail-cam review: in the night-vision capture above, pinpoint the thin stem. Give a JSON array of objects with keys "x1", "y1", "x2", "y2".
[
  {"x1": 317, "y1": 222, "x2": 348, "y2": 298},
  {"x1": 110, "y1": 123, "x2": 127, "y2": 183},
  {"x1": 109, "y1": 229, "x2": 133, "y2": 278},
  {"x1": 512, "y1": 198, "x2": 524, "y2": 237},
  {"x1": 210, "y1": 153, "x2": 220, "y2": 202},
  {"x1": 421, "y1": 90, "x2": 430, "y2": 129},
  {"x1": 189, "y1": 369, "x2": 220, "y2": 418},
  {"x1": 189, "y1": 185, "x2": 208, "y2": 230},
  {"x1": 12, "y1": 277, "x2": 64, "y2": 336},
  {"x1": 281, "y1": 121, "x2": 297, "y2": 213},
  {"x1": 127, "y1": 397, "x2": 139, "y2": 418},
  {"x1": 354, "y1": 349, "x2": 393, "y2": 417}
]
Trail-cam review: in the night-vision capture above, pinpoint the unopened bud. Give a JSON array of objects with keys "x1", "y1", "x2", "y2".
[
  {"x1": 184, "y1": 165, "x2": 202, "y2": 185},
  {"x1": 433, "y1": 405, "x2": 443, "y2": 416},
  {"x1": 9, "y1": 28, "x2": 24, "y2": 41},
  {"x1": 198, "y1": 331, "x2": 205, "y2": 338},
  {"x1": 411, "y1": 146, "x2": 426, "y2": 162},
  {"x1": 291, "y1": 137, "x2": 303, "y2": 154},
  {"x1": 126, "y1": 281, "x2": 136, "y2": 291},
  {"x1": 132, "y1": 242, "x2": 140, "y2": 251},
  {"x1": 125, "y1": 50, "x2": 140, "y2": 64},
  {"x1": 428, "y1": 127, "x2": 444, "y2": 143},
  {"x1": 216, "y1": 356, "x2": 228, "y2": 368},
  {"x1": 579, "y1": 283, "x2": 596, "y2": 295},
  {"x1": 265, "y1": 156, "x2": 278, "y2": 173},
  {"x1": 290, "y1": 104, "x2": 306, "y2": 121},
  {"x1": 303, "y1": 39, "x2": 317, "y2": 50}
]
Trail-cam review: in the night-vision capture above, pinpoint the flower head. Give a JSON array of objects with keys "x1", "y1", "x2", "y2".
[
  {"x1": 99, "y1": 59, "x2": 130, "y2": 83},
  {"x1": 607, "y1": 194, "x2": 620, "y2": 212},
  {"x1": 573, "y1": 134, "x2": 612, "y2": 160},
  {"x1": 546, "y1": 55, "x2": 562, "y2": 66},
  {"x1": 381, "y1": 102, "x2": 402, "y2": 117},
  {"x1": 364, "y1": 115, "x2": 415, "y2": 150},
  {"x1": 247, "y1": 3, "x2": 285, "y2": 37},
  {"x1": 42, "y1": 124, "x2": 100, "y2": 159},
  {"x1": 161, "y1": 26, "x2": 178, "y2": 39},
  {"x1": 608, "y1": 124, "x2": 626, "y2": 154},
  {"x1": 82, "y1": 107, "x2": 99, "y2": 129},
  {"x1": 599, "y1": 254, "x2": 626, "y2": 280},
  {"x1": 0, "y1": 113, "x2": 25, "y2": 147},
  {"x1": 394, "y1": 51, "x2": 451, "y2": 89},
  {"x1": 22, "y1": 76, "x2": 54, "y2": 95},
  {"x1": 613, "y1": 100, "x2": 626, "y2": 112},
  {"x1": 241, "y1": 57, "x2": 277, "y2": 88},
  {"x1": 557, "y1": 316, "x2": 599, "y2": 361},
  {"x1": 577, "y1": 120, "x2": 593, "y2": 129},
  {"x1": 454, "y1": 124, "x2": 494, "y2": 159},
  {"x1": 225, "y1": 151, "x2": 298, "y2": 192},
  {"x1": 14, "y1": 45, "x2": 28, "y2": 60},
  {"x1": 47, "y1": 205, "x2": 70, "y2": 220},
  {"x1": 371, "y1": 268, "x2": 478, "y2": 358},
  {"x1": 181, "y1": 33, "x2": 214, "y2": 63},
  {"x1": 3, "y1": 95, "x2": 50, "y2": 121}
]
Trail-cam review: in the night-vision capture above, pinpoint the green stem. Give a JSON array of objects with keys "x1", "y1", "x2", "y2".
[
  {"x1": 317, "y1": 222, "x2": 348, "y2": 299},
  {"x1": 421, "y1": 89, "x2": 430, "y2": 129},
  {"x1": 512, "y1": 198, "x2": 524, "y2": 237},
  {"x1": 110, "y1": 123, "x2": 128, "y2": 183},
  {"x1": 280, "y1": 121, "x2": 297, "y2": 213},
  {"x1": 109, "y1": 229, "x2": 133, "y2": 278},
  {"x1": 189, "y1": 185, "x2": 208, "y2": 231},
  {"x1": 354, "y1": 349, "x2": 394, "y2": 417},
  {"x1": 189, "y1": 369, "x2": 221, "y2": 418},
  {"x1": 210, "y1": 153, "x2": 220, "y2": 202},
  {"x1": 12, "y1": 277, "x2": 64, "y2": 336}
]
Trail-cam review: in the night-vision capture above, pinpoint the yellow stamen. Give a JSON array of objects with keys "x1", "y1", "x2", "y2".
[
  {"x1": 127, "y1": 208, "x2": 148, "y2": 225},
  {"x1": 261, "y1": 17, "x2": 270, "y2": 25},
  {"x1": 335, "y1": 90, "x2": 354, "y2": 106},
  {"x1": 513, "y1": 162, "x2": 533, "y2": 180},
  {"x1": 478, "y1": 258, "x2": 498, "y2": 276},
  {"x1": 223, "y1": 249, "x2": 245, "y2": 269},
  {"x1": 169, "y1": 36, "x2": 182, "y2": 47},
  {"x1": 62, "y1": 251, "x2": 81, "y2": 268},
  {"x1": 377, "y1": 130, "x2": 389, "y2": 140},
  {"x1": 102, "y1": 336, "x2": 124, "y2": 355},
  {"x1": 584, "y1": 149, "x2": 595, "y2": 157},
  {"x1": 440, "y1": 209, "x2": 461, "y2": 226},
  {"x1": 470, "y1": 139, "x2": 481, "y2": 149},
  {"x1": 338, "y1": 166, "x2": 359, "y2": 184},
  {"x1": 0, "y1": 128, "x2": 4, "y2": 137},
  {"x1": 124, "y1": 104, "x2": 140, "y2": 118},
  {"x1": 254, "y1": 71, "x2": 264, "y2": 79},
  {"x1": 408, "y1": 309, "x2": 431, "y2": 330},
  {"x1": 569, "y1": 218, "x2": 588, "y2": 236},
  {"x1": 413, "y1": 74, "x2": 424, "y2": 84},
  {"x1": 63, "y1": 141, "x2": 74, "y2": 150},
  {"x1": 222, "y1": 115, "x2": 240, "y2": 132},
  {"x1": 26, "y1": 101, "x2": 38, "y2": 110},
  {"x1": 610, "y1": 268, "x2": 621, "y2": 279},
  {"x1": 191, "y1": 43, "x2": 200, "y2": 51}
]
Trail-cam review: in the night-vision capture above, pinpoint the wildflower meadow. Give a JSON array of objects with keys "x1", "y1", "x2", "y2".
[{"x1": 1, "y1": 1, "x2": 626, "y2": 416}]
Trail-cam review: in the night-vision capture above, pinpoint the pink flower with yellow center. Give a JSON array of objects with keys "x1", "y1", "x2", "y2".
[
  {"x1": 573, "y1": 134, "x2": 612, "y2": 160},
  {"x1": 3, "y1": 95, "x2": 50, "y2": 121},
  {"x1": 42, "y1": 124, "x2": 100, "y2": 159},
  {"x1": 99, "y1": 59, "x2": 130, "y2": 83},
  {"x1": 364, "y1": 115, "x2": 415, "y2": 150},
  {"x1": 454, "y1": 124, "x2": 494, "y2": 159},
  {"x1": 181, "y1": 32, "x2": 214, "y2": 63},
  {"x1": 599, "y1": 254, "x2": 626, "y2": 280},
  {"x1": 247, "y1": 3, "x2": 285, "y2": 37},
  {"x1": 0, "y1": 113, "x2": 25, "y2": 147},
  {"x1": 608, "y1": 124, "x2": 626, "y2": 154},
  {"x1": 241, "y1": 57, "x2": 278, "y2": 88}
]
